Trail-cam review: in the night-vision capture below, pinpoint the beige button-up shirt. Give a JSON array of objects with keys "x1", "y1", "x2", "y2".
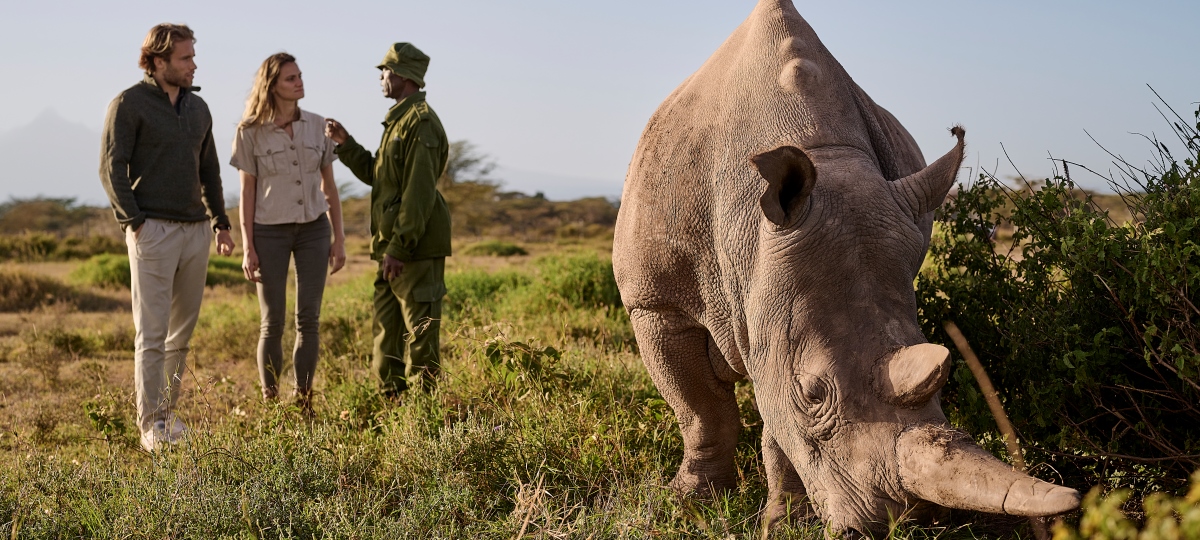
[{"x1": 230, "y1": 109, "x2": 337, "y2": 225}]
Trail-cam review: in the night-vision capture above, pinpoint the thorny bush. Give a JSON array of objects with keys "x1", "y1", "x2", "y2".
[{"x1": 918, "y1": 104, "x2": 1200, "y2": 492}]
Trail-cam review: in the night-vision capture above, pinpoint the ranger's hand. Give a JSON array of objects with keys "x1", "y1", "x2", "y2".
[
  {"x1": 324, "y1": 119, "x2": 349, "y2": 145},
  {"x1": 382, "y1": 254, "x2": 405, "y2": 281}
]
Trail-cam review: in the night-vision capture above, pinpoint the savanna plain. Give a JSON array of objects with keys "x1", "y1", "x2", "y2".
[{"x1": 1, "y1": 132, "x2": 1198, "y2": 538}]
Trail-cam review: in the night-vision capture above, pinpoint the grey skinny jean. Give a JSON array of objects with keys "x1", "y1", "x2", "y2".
[{"x1": 253, "y1": 214, "x2": 330, "y2": 396}]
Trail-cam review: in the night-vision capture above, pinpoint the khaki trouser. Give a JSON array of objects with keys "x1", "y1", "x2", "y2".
[
  {"x1": 372, "y1": 257, "x2": 446, "y2": 393},
  {"x1": 126, "y1": 219, "x2": 211, "y2": 433}
]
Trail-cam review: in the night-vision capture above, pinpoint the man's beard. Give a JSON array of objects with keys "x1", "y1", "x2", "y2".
[{"x1": 161, "y1": 64, "x2": 191, "y2": 88}]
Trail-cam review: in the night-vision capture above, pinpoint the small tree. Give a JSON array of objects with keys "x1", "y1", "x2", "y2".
[{"x1": 439, "y1": 140, "x2": 505, "y2": 237}]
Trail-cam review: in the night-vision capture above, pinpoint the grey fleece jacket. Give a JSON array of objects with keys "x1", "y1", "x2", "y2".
[{"x1": 99, "y1": 75, "x2": 230, "y2": 232}]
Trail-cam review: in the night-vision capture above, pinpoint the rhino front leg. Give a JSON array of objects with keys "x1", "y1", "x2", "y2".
[
  {"x1": 630, "y1": 308, "x2": 740, "y2": 495},
  {"x1": 762, "y1": 429, "x2": 815, "y2": 532}
]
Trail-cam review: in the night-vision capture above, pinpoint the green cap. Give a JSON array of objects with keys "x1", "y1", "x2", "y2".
[{"x1": 377, "y1": 42, "x2": 429, "y2": 88}]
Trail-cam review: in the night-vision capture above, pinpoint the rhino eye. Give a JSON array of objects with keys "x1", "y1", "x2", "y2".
[
  {"x1": 792, "y1": 374, "x2": 838, "y2": 440},
  {"x1": 800, "y1": 379, "x2": 827, "y2": 404}
]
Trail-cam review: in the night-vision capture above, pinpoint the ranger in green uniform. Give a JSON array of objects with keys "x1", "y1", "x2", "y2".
[{"x1": 324, "y1": 42, "x2": 451, "y2": 396}]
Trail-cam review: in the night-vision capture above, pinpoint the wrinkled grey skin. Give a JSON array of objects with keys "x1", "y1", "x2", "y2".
[{"x1": 612, "y1": 0, "x2": 1080, "y2": 536}]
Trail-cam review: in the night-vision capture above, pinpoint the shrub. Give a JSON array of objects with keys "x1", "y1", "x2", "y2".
[
  {"x1": 205, "y1": 256, "x2": 247, "y2": 288},
  {"x1": 69, "y1": 253, "x2": 130, "y2": 289},
  {"x1": 1052, "y1": 470, "x2": 1200, "y2": 540},
  {"x1": 0, "y1": 270, "x2": 75, "y2": 311},
  {"x1": 534, "y1": 252, "x2": 622, "y2": 310},
  {"x1": 0, "y1": 269, "x2": 121, "y2": 312},
  {"x1": 918, "y1": 105, "x2": 1200, "y2": 489},
  {"x1": 70, "y1": 254, "x2": 252, "y2": 291},
  {"x1": 444, "y1": 269, "x2": 531, "y2": 317},
  {"x1": 0, "y1": 232, "x2": 124, "y2": 262},
  {"x1": 461, "y1": 240, "x2": 528, "y2": 257},
  {"x1": 0, "y1": 233, "x2": 57, "y2": 261}
]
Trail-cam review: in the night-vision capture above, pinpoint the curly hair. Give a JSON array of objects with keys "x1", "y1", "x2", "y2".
[{"x1": 138, "y1": 23, "x2": 195, "y2": 75}]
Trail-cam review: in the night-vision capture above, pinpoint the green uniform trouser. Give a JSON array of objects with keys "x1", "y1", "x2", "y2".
[{"x1": 372, "y1": 257, "x2": 446, "y2": 393}]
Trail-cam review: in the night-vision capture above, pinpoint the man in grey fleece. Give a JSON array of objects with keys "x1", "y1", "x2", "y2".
[{"x1": 99, "y1": 23, "x2": 235, "y2": 452}]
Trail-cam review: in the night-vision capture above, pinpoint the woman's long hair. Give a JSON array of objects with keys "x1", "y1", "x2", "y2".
[{"x1": 239, "y1": 52, "x2": 297, "y2": 128}]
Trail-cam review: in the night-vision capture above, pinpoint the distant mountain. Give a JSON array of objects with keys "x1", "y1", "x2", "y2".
[
  {"x1": 0, "y1": 109, "x2": 107, "y2": 205},
  {"x1": 493, "y1": 166, "x2": 622, "y2": 201},
  {"x1": 0, "y1": 111, "x2": 625, "y2": 206}
]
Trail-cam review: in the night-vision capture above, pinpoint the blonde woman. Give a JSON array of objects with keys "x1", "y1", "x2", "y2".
[{"x1": 230, "y1": 53, "x2": 346, "y2": 415}]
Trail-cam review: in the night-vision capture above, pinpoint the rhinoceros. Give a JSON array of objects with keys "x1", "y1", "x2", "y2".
[{"x1": 612, "y1": 0, "x2": 1080, "y2": 535}]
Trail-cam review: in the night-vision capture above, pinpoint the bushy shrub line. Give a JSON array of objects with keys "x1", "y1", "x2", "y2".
[
  {"x1": 69, "y1": 254, "x2": 251, "y2": 291},
  {"x1": 918, "y1": 106, "x2": 1200, "y2": 490},
  {"x1": 461, "y1": 240, "x2": 529, "y2": 257},
  {"x1": 0, "y1": 269, "x2": 123, "y2": 312},
  {"x1": 0, "y1": 232, "x2": 124, "y2": 262}
]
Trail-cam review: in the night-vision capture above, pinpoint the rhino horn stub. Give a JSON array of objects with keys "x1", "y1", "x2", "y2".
[
  {"x1": 891, "y1": 126, "x2": 966, "y2": 219},
  {"x1": 878, "y1": 343, "x2": 951, "y2": 408},
  {"x1": 897, "y1": 425, "x2": 1081, "y2": 517},
  {"x1": 751, "y1": 145, "x2": 816, "y2": 227}
]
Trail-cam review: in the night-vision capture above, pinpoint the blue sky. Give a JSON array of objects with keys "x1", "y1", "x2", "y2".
[{"x1": 1, "y1": 0, "x2": 1197, "y2": 202}]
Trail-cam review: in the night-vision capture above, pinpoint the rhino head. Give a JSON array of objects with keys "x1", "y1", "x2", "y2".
[{"x1": 747, "y1": 127, "x2": 1078, "y2": 534}]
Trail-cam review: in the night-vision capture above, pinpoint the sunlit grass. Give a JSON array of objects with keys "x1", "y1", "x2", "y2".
[{"x1": 0, "y1": 245, "x2": 1028, "y2": 538}]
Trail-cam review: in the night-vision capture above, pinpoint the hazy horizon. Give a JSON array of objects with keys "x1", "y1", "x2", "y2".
[{"x1": 2, "y1": 1, "x2": 1198, "y2": 205}]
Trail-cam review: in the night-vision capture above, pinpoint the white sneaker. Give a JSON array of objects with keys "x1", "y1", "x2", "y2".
[
  {"x1": 166, "y1": 416, "x2": 188, "y2": 443},
  {"x1": 140, "y1": 420, "x2": 170, "y2": 452}
]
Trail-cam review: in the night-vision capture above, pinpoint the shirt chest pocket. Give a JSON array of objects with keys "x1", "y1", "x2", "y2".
[
  {"x1": 302, "y1": 141, "x2": 324, "y2": 173},
  {"x1": 387, "y1": 137, "x2": 406, "y2": 167},
  {"x1": 253, "y1": 146, "x2": 293, "y2": 178}
]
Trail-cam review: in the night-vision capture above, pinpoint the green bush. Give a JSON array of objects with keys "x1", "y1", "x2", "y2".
[
  {"x1": 918, "y1": 105, "x2": 1200, "y2": 489},
  {"x1": 0, "y1": 232, "x2": 124, "y2": 262},
  {"x1": 69, "y1": 253, "x2": 130, "y2": 289},
  {"x1": 0, "y1": 269, "x2": 122, "y2": 312},
  {"x1": 534, "y1": 252, "x2": 622, "y2": 310},
  {"x1": 444, "y1": 269, "x2": 531, "y2": 316},
  {"x1": 1052, "y1": 470, "x2": 1200, "y2": 540},
  {"x1": 70, "y1": 254, "x2": 251, "y2": 291},
  {"x1": 205, "y1": 256, "x2": 246, "y2": 288},
  {"x1": 461, "y1": 240, "x2": 528, "y2": 257}
]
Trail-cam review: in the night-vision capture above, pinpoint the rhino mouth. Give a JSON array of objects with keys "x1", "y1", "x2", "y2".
[{"x1": 792, "y1": 423, "x2": 1079, "y2": 536}]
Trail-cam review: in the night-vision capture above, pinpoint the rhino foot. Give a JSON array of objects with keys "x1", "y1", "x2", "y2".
[
  {"x1": 763, "y1": 491, "x2": 816, "y2": 531},
  {"x1": 668, "y1": 468, "x2": 738, "y2": 498}
]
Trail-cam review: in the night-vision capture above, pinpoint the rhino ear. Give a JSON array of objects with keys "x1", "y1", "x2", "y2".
[
  {"x1": 891, "y1": 126, "x2": 965, "y2": 220},
  {"x1": 750, "y1": 145, "x2": 817, "y2": 227}
]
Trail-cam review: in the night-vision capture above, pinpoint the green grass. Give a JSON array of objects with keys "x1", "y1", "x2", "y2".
[{"x1": 0, "y1": 249, "x2": 1097, "y2": 538}]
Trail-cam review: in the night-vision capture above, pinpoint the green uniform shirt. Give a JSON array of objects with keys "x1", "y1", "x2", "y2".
[{"x1": 337, "y1": 92, "x2": 451, "y2": 261}]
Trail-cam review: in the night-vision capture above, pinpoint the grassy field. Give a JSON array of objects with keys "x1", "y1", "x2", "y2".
[{"x1": 0, "y1": 236, "x2": 1074, "y2": 539}]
